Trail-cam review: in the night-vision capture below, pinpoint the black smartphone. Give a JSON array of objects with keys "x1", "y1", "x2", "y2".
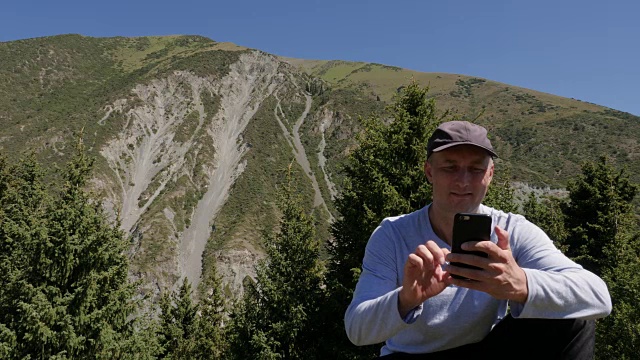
[{"x1": 450, "y1": 213, "x2": 492, "y2": 280}]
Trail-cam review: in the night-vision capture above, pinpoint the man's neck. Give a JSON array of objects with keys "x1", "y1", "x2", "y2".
[{"x1": 428, "y1": 204, "x2": 481, "y2": 246}]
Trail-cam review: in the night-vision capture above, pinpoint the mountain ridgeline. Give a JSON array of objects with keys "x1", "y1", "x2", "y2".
[{"x1": 1, "y1": 34, "x2": 638, "y2": 298}]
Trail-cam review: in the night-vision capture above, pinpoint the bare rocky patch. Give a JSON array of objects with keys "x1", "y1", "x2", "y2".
[{"x1": 99, "y1": 51, "x2": 288, "y2": 294}]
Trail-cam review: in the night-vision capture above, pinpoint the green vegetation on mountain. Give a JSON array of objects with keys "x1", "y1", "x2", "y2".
[
  {"x1": 286, "y1": 56, "x2": 640, "y2": 193},
  {"x1": 0, "y1": 34, "x2": 244, "y2": 179},
  {"x1": 0, "y1": 31, "x2": 637, "y2": 293},
  {"x1": 2, "y1": 34, "x2": 638, "y2": 191}
]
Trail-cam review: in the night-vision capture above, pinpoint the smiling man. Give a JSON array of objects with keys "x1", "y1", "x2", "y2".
[{"x1": 345, "y1": 121, "x2": 611, "y2": 359}]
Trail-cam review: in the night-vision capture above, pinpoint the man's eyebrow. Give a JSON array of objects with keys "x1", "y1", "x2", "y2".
[
  {"x1": 438, "y1": 159, "x2": 457, "y2": 165},
  {"x1": 470, "y1": 159, "x2": 489, "y2": 166}
]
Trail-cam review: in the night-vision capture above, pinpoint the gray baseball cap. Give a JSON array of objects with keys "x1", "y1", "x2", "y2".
[{"x1": 427, "y1": 121, "x2": 497, "y2": 158}]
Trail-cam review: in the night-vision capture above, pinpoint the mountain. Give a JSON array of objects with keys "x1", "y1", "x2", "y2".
[{"x1": 1, "y1": 34, "x2": 638, "y2": 299}]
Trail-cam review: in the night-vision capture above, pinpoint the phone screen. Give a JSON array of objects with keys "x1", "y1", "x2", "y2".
[{"x1": 450, "y1": 213, "x2": 492, "y2": 280}]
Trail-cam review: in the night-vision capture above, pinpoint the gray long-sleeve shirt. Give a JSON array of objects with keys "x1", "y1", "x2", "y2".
[{"x1": 344, "y1": 204, "x2": 612, "y2": 356}]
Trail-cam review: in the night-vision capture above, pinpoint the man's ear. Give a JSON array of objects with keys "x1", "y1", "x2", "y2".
[
  {"x1": 488, "y1": 159, "x2": 495, "y2": 182},
  {"x1": 424, "y1": 160, "x2": 433, "y2": 184}
]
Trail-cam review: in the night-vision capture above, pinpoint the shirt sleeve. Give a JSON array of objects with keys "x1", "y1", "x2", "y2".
[
  {"x1": 507, "y1": 216, "x2": 612, "y2": 320},
  {"x1": 344, "y1": 221, "x2": 418, "y2": 346}
]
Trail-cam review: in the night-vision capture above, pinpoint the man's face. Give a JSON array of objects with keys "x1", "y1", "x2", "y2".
[{"x1": 425, "y1": 145, "x2": 494, "y2": 217}]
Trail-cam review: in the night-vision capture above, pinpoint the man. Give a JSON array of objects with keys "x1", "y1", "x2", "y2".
[{"x1": 344, "y1": 121, "x2": 612, "y2": 359}]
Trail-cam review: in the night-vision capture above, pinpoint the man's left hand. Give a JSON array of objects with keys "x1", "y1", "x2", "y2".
[{"x1": 445, "y1": 226, "x2": 528, "y2": 303}]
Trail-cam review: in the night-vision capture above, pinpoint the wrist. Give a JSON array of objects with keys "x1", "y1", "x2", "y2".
[
  {"x1": 398, "y1": 287, "x2": 419, "y2": 318},
  {"x1": 513, "y1": 268, "x2": 529, "y2": 304}
]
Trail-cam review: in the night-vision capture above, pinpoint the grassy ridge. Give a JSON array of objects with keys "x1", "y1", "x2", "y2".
[{"x1": 287, "y1": 57, "x2": 640, "y2": 189}]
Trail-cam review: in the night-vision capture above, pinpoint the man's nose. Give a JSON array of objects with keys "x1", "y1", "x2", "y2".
[{"x1": 454, "y1": 169, "x2": 471, "y2": 186}]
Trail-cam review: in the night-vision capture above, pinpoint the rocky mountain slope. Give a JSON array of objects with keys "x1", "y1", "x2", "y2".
[{"x1": 1, "y1": 34, "x2": 638, "y2": 300}]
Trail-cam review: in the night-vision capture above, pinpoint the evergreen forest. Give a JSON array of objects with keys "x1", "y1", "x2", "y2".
[{"x1": 1, "y1": 84, "x2": 638, "y2": 359}]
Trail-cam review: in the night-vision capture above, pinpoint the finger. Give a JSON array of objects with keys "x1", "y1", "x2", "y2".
[
  {"x1": 406, "y1": 253, "x2": 424, "y2": 269},
  {"x1": 463, "y1": 240, "x2": 498, "y2": 255},
  {"x1": 447, "y1": 263, "x2": 484, "y2": 282},
  {"x1": 434, "y1": 249, "x2": 452, "y2": 280},
  {"x1": 451, "y1": 275, "x2": 484, "y2": 290},
  {"x1": 447, "y1": 252, "x2": 490, "y2": 269},
  {"x1": 425, "y1": 240, "x2": 446, "y2": 265},
  {"x1": 415, "y1": 244, "x2": 435, "y2": 268},
  {"x1": 495, "y1": 226, "x2": 510, "y2": 251},
  {"x1": 436, "y1": 268, "x2": 454, "y2": 284},
  {"x1": 443, "y1": 273, "x2": 454, "y2": 286}
]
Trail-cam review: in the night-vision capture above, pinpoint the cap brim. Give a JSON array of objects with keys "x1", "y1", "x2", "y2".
[{"x1": 431, "y1": 142, "x2": 498, "y2": 158}]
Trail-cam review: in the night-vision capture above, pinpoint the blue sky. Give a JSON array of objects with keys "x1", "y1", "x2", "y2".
[{"x1": 2, "y1": 0, "x2": 639, "y2": 115}]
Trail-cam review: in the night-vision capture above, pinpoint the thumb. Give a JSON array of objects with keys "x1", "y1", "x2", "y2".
[{"x1": 495, "y1": 226, "x2": 510, "y2": 251}]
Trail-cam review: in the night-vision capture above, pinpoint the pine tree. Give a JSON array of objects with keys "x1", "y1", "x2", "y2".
[
  {"x1": 328, "y1": 81, "x2": 442, "y2": 301},
  {"x1": 0, "y1": 138, "x2": 159, "y2": 359},
  {"x1": 559, "y1": 156, "x2": 639, "y2": 359},
  {"x1": 516, "y1": 157, "x2": 640, "y2": 358},
  {"x1": 0, "y1": 154, "x2": 52, "y2": 357},
  {"x1": 596, "y1": 231, "x2": 640, "y2": 359},
  {"x1": 193, "y1": 269, "x2": 228, "y2": 359},
  {"x1": 322, "y1": 83, "x2": 445, "y2": 358},
  {"x1": 159, "y1": 278, "x2": 198, "y2": 359},
  {"x1": 157, "y1": 269, "x2": 227, "y2": 359},
  {"x1": 228, "y1": 165, "x2": 326, "y2": 359},
  {"x1": 563, "y1": 156, "x2": 638, "y2": 275}
]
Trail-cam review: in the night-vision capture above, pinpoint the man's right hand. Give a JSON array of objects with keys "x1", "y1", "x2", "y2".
[{"x1": 398, "y1": 241, "x2": 452, "y2": 318}]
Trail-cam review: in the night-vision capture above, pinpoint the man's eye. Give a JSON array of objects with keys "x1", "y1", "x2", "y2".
[{"x1": 471, "y1": 167, "x2": 486, "y2": 173}]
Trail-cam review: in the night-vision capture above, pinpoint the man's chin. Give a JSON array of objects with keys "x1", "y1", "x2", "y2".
[
  {"x1": 432, "y1": 198, "x2": 480, "y2": 217},
  {"x1": 449, "y1": 201, "x2": 480, "y2": 214}
]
